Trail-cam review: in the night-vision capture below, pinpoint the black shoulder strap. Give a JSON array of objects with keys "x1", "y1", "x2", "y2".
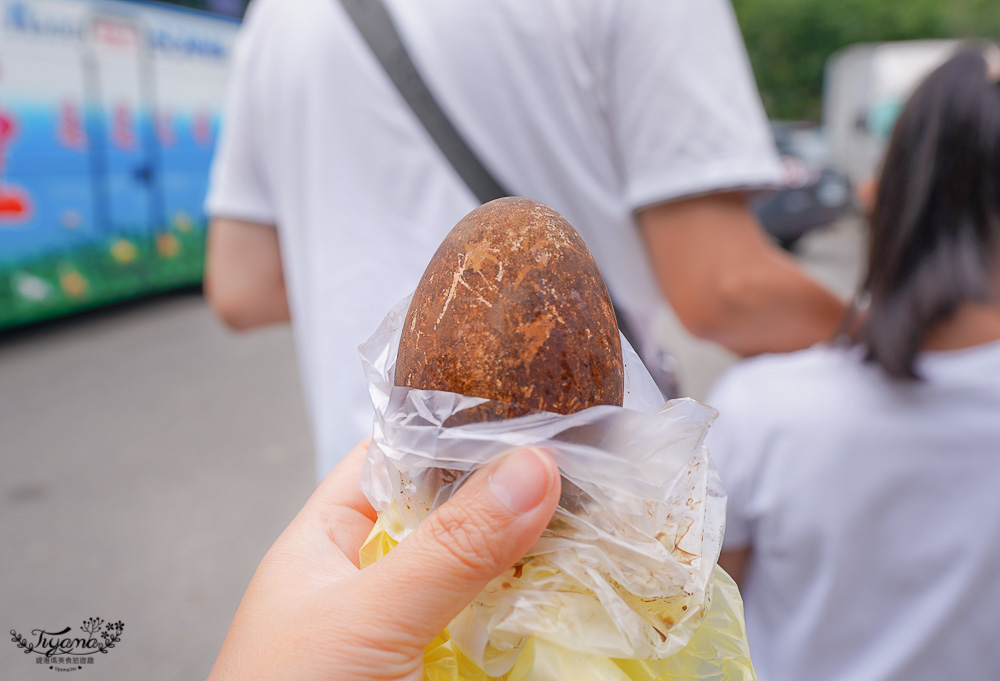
[
  {"x1": 337, "y1": 0, "x2": 673, "y2": 397},
  {"x1": 337, "y1": 0, "x2": 508, "y2": 204}
]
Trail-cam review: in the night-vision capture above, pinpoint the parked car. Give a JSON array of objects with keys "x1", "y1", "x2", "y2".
[{"x1": 753, "y1": 122, "x2": 853, "y2": 251}]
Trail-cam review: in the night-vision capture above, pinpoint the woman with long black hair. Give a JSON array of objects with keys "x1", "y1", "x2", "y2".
[{"x1": 707, "y1": 46, "x2": 1000, "y2": 681}]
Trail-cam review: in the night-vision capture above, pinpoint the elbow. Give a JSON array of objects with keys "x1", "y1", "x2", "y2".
[
  {"x1": 204, "y1": 217, "x2": 288, "y2": 331},
  {"x1": 204, "y1": 269, "x2": 257, "y2": 332},
  {"x1": 674, "y1": 305, "x2": 729, "y2": 344},
  {"x1": 213, "y1": 304, "x2": 258, "y2": 333},
  {"x1": 671, "y1": 270, "x2": 759, "y2": 348}
]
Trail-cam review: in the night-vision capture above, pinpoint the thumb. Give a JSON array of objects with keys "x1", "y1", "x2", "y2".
[{"x1": 360, "y1": 447, "x2": 561, "y2": 646}]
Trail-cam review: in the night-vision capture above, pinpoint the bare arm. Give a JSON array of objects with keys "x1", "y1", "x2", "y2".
[
  {"x1": 718, "y1": 548, "x2": 752, "y2": 586},
  {"x1": 637, "y1": 192, "x2": 846, "y2": 357},
  {"x1": 205, "y1": 217, "x2": 290, "y2": 331}
]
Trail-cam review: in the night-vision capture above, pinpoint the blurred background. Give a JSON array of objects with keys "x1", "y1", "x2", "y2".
[{"x1": 0, "y1": 0, "x2": 996, "y2": 678}]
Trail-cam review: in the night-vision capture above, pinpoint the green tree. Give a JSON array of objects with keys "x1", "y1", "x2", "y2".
[{"x1": 733, "y1": 0, "x2": 999, "y2": 121}]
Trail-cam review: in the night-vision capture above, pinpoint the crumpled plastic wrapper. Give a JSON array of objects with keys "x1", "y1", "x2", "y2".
[{"x1": 358, "y1": 295, "x2": 757, "y2": 680}]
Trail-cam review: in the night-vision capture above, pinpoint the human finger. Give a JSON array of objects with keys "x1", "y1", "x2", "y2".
[
  {"x1": 295, "y1": 437, "x2": 379, "y2": 562},
  {"x1": 359, "y1": 447, "x2": 560, "y2": 644}
]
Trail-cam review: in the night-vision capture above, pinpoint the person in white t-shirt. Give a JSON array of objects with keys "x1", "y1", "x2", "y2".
[
  {"x1": 204, "y1": 0, "x2": 845, "y2": 479},
  {"x1": 707, "y1": 46, "x2": 1000, "y2": 681}
]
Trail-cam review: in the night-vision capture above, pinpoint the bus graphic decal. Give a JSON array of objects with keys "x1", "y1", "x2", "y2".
[
  {"x1": 58, "y1": 100, "x2": 87, "y2": 149},
  {"x1": 111, "y1": 103, "x2": 136, "y2": 150},
  {"x1": 0, "y1": 109, "x2": 32, "y2": 222},
  {"x1": 0, "y1": 0, "x2": 238, "y2": 328}
]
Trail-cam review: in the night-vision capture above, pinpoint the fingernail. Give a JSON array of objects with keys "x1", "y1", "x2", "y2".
[{"x1": 488, "y1": 448, "x2": 554, "y2": 514}]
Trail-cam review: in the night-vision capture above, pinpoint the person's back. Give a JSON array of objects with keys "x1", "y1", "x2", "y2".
[
  {"x1": 707, "y1": 46, "x2": 1000, "y2": 681},
  {"x1": 708, "y1": 343, "x2": 1000, "y2": 681},
  {"x1": 208, "y1": 0, "x2": 848, "y2": 479}
]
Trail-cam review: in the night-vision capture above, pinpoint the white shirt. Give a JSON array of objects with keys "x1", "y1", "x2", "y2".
[
  {"x1": 706, "y1": 341, "x2": 1000, "y2": 681},
  {"x1": 206, "y1": 0, "x2": 781, "y2": 479}
]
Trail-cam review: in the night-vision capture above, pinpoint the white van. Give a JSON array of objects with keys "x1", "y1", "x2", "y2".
[{"x1": 823, "y1": 40, "x2": 959, "y2": 190}]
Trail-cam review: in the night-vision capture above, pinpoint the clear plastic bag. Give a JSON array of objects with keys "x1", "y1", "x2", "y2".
[{"x1": 358, "y1": 295, "x2": 756, "y2": 680}]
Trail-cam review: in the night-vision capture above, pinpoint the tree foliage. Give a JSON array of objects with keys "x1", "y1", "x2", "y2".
[{"x1": 733, "y1": 0, "x2": 1000, "y2": 121}]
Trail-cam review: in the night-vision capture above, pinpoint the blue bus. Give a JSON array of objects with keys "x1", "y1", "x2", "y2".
[{"x1": 0, "y1": 0, "x2": 239, "y2": 328}]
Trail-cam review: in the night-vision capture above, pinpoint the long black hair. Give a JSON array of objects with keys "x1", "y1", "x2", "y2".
[{"x1": 857, "y1": 46, "x2": 1000, "y2": 379}]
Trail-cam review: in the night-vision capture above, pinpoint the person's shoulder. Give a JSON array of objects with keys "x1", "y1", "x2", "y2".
[
  {"x1": 726, "y1": 342, "x2": 858, "y2": 379},
  {"x1": 708, "y1": 343, "x2": 864, "y2": 413}
]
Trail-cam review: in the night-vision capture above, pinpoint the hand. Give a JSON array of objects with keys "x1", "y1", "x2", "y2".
[{"x1": 208, "y1": 439, "x2": 561, "y2": 681}]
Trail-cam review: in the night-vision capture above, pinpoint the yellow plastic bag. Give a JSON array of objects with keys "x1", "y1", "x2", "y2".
[
  {"x1": 358, "y1": 296, "x2": 757, "y2": 680},
  {"x1": 360, "y1": 523, "x2": 756, "y2": 681}
]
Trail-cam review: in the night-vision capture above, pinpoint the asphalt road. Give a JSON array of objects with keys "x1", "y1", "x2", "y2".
[
  {"x1": 0, "y1": 215, "x2": 866, "y2": 680},
  {"x1": 1, "y1": 294, "x2": 314, "y2": 680}
]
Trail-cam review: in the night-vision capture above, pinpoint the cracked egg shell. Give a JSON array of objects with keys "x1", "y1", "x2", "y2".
[{"x1": 395, "y1": 197, "x2": 624, "y2": 423}]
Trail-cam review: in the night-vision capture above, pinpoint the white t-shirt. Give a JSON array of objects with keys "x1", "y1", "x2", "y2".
[
  {"x1": 206, "y1": 0, "x2": 781, "y2": 479},
  {"x1": 705, "y1": 341, "x2": 1000, "y2": 681}
]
